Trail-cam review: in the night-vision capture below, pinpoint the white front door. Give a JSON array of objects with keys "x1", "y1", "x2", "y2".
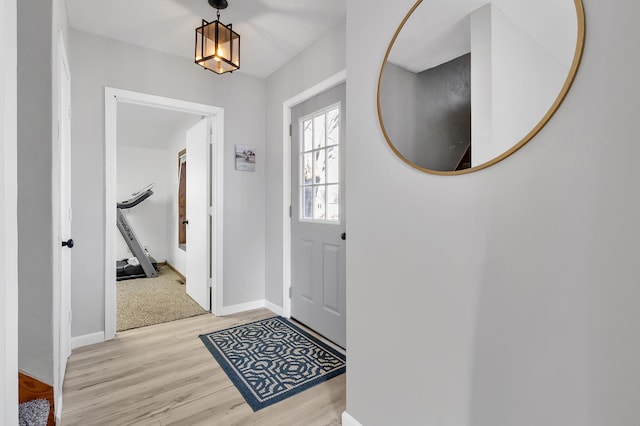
[
  {"x1": 185, "y1": 118, "x2": 210, "y2": 310},
  {"x1": 291, "y1": 83, "x2": 346, "y2": 348}
]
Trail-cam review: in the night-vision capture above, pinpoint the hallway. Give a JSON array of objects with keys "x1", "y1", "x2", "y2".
[{"x1": 61, "y1": 309, "x2": 345, "y2": 425}]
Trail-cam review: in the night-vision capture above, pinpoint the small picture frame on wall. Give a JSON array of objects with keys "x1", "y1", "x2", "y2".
[{"x1": 235, "y1": 145, "x2": 256, "y2": 171}]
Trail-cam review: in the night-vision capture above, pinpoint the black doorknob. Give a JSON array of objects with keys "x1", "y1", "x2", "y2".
[
  {"x1": 182, "y1": 220, "x2": 189, "y2": 225},
  {"x1": 62, "y1": 239, "x2": 74, "y2": 248},
  {"x1": 340, "y1": 232, "x2": 346, "y2": 241}
]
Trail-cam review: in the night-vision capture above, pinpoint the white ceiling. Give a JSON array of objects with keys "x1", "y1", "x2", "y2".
[
  {"x1": 118, "y1": 103, "x2": 202, "y2": 149},
  {"x1": 65, "y1": 0, "x2": 347, "y2": 78},
  {"x1": 388, "y1": 0, "x2": 577, "y2": 73}
]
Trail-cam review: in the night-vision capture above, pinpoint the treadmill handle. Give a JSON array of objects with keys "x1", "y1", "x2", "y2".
[{"x1": 62, "y1": 239, "x2": 74, "y2": 248}]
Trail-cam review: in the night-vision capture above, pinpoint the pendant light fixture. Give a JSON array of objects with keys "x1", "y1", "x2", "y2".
[{"x1": 195, "y1": 0, "x2": 240, "y2": 74}]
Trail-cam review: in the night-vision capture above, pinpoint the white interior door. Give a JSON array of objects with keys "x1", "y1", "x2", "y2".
[
  {"x1": 56, "y1": 32, "x2": 72, "y2": 405},
  {"x1": 186, "y1": 118, "x2": 210, "y2": 310},
  {"x1": 59, "y1": 81, "x2": 71, "y2": 386},
  {"x1": 291, "y1": 83, "x2": 346, "y2": 348}
]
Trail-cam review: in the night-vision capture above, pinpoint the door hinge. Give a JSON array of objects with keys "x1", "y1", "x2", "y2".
[
  {"x1": 208, "y1": 278, "x2": 213, "y2": 288},
  {"x1": 289, "y1": 124, "x2": 292, "y2": 137},
  {"x1": 289, "y1": 205, "x2": 292, "y2": 218},
  {"x1": 209, "y1": 134, "x2": 214, "y2": 144},
  {"x1": 289, "y1": 286, "x2": 292, "y2": 298}
]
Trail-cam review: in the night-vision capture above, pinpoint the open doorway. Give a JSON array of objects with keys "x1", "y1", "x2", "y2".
[
  {"x1": 115, "y1": 103, "x2": 206, "y2": 331},
  {"x1": 104, "y1": 88, "x2": 225, "y2": 340}
]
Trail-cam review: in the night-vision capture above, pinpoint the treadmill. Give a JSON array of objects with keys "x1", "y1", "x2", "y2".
[{"x1": 116, "y1": 184, "x2": 159, "y2": 281}]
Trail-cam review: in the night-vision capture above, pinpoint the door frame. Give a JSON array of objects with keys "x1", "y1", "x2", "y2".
[
  {"x1": 281, "y1": 70, "x2": 346, "y2": 318},
  {"x1": 0, "y1": 0, "x2": 18, "y2": 423},
  {"x1": 104, "y1": 88, "x2": 224, "y2": 340}
]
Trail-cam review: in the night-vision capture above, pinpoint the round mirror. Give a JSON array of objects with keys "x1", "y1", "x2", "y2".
[{"x1": 378, "y1": 0, "x2": 585, "y2": 175}]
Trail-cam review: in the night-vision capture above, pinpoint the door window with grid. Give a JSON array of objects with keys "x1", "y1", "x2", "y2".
[{"x1": 299, "y1": 104, "x2": 341, "y2": 222}]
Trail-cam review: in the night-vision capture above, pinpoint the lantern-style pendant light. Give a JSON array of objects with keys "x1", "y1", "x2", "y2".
[{"x1": 195, "y1": 0, "x2": 240, "y2": 74}]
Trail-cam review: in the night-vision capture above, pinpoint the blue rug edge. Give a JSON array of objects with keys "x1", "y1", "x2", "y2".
[{"x1": 199, "y1": 316, "x2": 346, "y2": 411}]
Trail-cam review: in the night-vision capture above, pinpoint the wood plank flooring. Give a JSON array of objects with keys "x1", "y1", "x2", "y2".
[{"x1": 61, "y1": 309, "x2": 345, "y2": 425}]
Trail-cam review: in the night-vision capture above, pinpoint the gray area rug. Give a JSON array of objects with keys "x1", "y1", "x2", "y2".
[
  {"x1": 200, "y1": 317, "x2": 346, "y2": 411},
  {"x1": 117, "y1": 264, "x2": 207, "y2": 331},
  {"x1": 19, "y1": 399, "x2": 49, "y2": 426}
]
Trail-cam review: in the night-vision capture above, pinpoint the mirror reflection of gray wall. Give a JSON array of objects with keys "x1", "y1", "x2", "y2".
[{"x1": 381, "y1": 54, "x2": 471, "y2": 171}]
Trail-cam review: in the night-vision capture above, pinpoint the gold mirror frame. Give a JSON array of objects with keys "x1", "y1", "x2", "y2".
[{"x1": 377, "y1": 0, "x2": 586, "y2": 176}]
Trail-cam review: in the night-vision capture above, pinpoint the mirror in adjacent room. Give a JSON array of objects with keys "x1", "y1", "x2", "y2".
[
  {"x1": 178, "y1": 149, "x2": 187, "y2": 251},
  {"x1": 377, "y1": 0, "x2": 585, "y2": 174}
]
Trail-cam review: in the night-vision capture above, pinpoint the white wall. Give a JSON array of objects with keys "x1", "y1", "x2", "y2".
[
  {"x1": 346, "y1": 0, "x2": 640, "y2": 425},
  {"x1": 264, "y1": 20, "x2": 346, "y2": 306},
  {"x1": 69, "y1": 29, "x2": 266, "y2": 337},
  {"x1": 116, "y1": 145, "x2": 169, "y2": 262},
  {"x1": 0, "y1": 0, "x2": 18, "y2": 422},
  {"x1": 17, "y1": 0, "x2": 55, "y2": 385}
]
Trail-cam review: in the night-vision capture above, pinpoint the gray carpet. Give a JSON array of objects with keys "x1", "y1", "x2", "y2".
[
  {"x1": 19, "y1": 399, "x2": 49, "y2": 426},
  {"x1": 117, "y1": 265, "x2": 207, "y2": 331}
]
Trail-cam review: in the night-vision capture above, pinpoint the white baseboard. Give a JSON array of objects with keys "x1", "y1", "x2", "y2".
[
  {"x1": 71, "y1": 331, "x2": 105, "y2": 350},
  {"x1": 342, "y1": 411, "x2": 363, "y2": 426},
  {"x1": 220, "y1": 299, "x2": 284, "y2": 317},
  {"x1": 220, "y1": 300, "x2": 267, "y2": 316},
  {"x1": 264, "y1": 300, "x2": 284, "y2": 316},
  {"x1": 71, "y1": 301, "x2": 284, "y2": 348}
]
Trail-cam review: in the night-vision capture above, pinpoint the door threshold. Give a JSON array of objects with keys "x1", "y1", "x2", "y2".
[{"x1": 290, "y1": 317, "x2": 346, "y2": 355}]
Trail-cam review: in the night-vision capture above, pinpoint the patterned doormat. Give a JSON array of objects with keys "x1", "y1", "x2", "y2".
[{"x1": 199, "y1": 316, "x2": 346, "y2": 411}]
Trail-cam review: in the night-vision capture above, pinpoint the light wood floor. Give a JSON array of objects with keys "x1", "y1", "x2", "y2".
[{"x1": 61, "y1": 309, "x2": 345, "y2": 426}]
